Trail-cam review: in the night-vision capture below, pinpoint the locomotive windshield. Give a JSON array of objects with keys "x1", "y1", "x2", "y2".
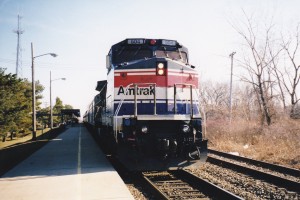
[
  {"x1": 111, "y1": 39, "x2": 189, "y2": 66},
  {"x1": 112, "y1": 46, "x2": 152, "y2": 65},
  {"x1": 155, "y1": 49, "x2": 188, "y2": 63}
]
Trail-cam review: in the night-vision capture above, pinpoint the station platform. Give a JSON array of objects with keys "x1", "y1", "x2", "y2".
[{"x1": 0, "y1": 125, "x2": 134, "y2": 200}]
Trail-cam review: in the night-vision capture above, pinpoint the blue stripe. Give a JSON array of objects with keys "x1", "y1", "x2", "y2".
[{"x1": 114, "y1": 102, "x2": 200, "y2": 115}]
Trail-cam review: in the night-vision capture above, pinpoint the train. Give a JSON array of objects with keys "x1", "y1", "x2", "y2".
[{"x1": 83, "y1": 38, "x2": 208, "y2": 171}]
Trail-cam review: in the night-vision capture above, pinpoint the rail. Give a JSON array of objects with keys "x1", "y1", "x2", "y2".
[
  {"x1": 141, "y1": 170, "x2": 243, "y2": 200},
  {"x1": 208, "y1": 149, "x2": 300, "y2": 177},
  {"x1": 207, "y1": 154, "x2": 300, "y2": 193}
]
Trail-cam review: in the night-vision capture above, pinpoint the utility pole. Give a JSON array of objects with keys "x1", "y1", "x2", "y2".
[
  {"x1": 31, "y1": 43, "x2": 36, "y2": 140},
  {"x1": 50, "y1": 71, "x2": 53, "y2": 129},
  {"x1": 229, "y1": 52, "x2": 236, "y2": 124},
  {"x1": 14, "y1": 15, "x2": 24, "y2": 77}
]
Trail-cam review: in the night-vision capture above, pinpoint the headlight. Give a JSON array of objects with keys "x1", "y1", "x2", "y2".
[
  {"x1": 157, "y1": 63, "x2": 164, "y2": 69},
  {"x1": 157, "y1": 69, "x2": 164, "y2": 75},
  {"x1": 141, "y1": 126, "x2": 148, "y2": 134},
  {"x1": 182, "y1": 125, "x2": 190, "y2": 133},
  {"x1": 156, "y1": 62, "x2": 166, "y2": 76}
]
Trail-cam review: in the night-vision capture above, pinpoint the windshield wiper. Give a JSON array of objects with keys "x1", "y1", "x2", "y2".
[
  {"x1": 163, "y1": 47, "x2": 169, "y2": 58},
  {"x1": 178, "y1": 49, "x2": 183, "y2": 60},
  {"x1": 117, "y1": 46, "x2": 125, "y2": 56},
  {"x1": 133, "y1": 46, "x2": 141, "y2": 58}
]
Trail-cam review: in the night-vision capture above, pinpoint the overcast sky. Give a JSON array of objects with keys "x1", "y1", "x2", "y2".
[{"x1": 1, "y1": 0, "x2": 299, "y2": 116}]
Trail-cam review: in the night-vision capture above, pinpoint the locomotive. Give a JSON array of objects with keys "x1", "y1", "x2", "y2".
[{"x1": 84, "y1": 38, "x2": 208, "y2": 171}]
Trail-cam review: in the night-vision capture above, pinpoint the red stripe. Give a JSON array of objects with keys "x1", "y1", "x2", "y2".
[
  {"x1": 114, "y1": 73, "x2": 198, "y2": 88},
  {"x1": 115, "y1": 74, "x2": 165, "y2": 87},
  {"x1": 115, "y1": 69, "x2": 155, "y2": 73}
]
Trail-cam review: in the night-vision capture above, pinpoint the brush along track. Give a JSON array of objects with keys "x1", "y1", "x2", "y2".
[
  {"x1": 141, "y1": 170, "x2": 242, "y2": 200},
  {"x1": 208, "y1": 149, "x2": 300, "y2": 179},
  {"x1": 208, "y1": 149, "x2": 300, "y2": 193},
  {"x1": 188, "y1": 163, "x2": 300, "y2": 200}
]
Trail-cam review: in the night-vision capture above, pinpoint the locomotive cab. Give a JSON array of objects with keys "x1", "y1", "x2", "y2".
[{"x1": 93, "y1": 38, "x2": 208, "y2": 171}]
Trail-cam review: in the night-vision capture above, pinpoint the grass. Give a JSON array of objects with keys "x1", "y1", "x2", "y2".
[
  {"x1": 0, "y1": 128, "x2": 51, "y2": 149},
  {"x1": 206, "y1": 118, "x2": 300, "y2": 169}
]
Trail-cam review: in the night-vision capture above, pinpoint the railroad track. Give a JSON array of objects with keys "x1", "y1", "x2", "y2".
[
  {"x1": 141, "y1": 170, "x2": 242, "y2": 200},
  {"x1": 108, "y1": 148, "x2": 299, "y2": 199},
  {"x1": 208, "y1": 149, "x2": 300, "y2": 193}
]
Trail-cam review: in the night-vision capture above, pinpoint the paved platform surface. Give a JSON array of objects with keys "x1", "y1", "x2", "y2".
[{"x1": 0, "y1": 125, "x2": 134, "y2": 200}]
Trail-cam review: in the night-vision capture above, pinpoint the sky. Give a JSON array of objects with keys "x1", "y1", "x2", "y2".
[{"x1": 1, "y1": 0, "x2": 299, "y2": 117}]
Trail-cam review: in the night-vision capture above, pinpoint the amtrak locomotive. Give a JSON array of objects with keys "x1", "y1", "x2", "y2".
[{"x1": 84, "y1": 38, "x2": 208, "y2": 171}]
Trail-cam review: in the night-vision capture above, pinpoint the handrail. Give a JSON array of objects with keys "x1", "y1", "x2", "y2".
[
  {"x1": 114, "y1": 83, "x2": 133, "y2": 117},
  {"x1": 173, "y1": 83, "x2": 200, "y2": 118},
  {"x1": 113, "y1": 82, "x2": 206, "y2": 140},
  {"x1": 193, "y1": 88, "x2": 207, "y2": 139},
  {"x1": 174, "y1": 84, "x2": 206, "y2": 139},
  {"x1": 134, "y1": 84, "x2": 138, "y2": 117},
  {"x1": 114, "y1": 83, "x2": 156, "y2": 142},
  {"x1": 114, "y1": 83, "x2": 133, "y2": 142},
  {"x1": 114, "y1": 83, "x2": 157, "y2": 117},
  {"x1": 190, "y1": 85, "x2": 193, "y2": 117}
]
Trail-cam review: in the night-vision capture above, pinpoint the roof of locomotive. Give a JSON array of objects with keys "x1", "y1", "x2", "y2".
[{"x1": 110, "y1": 38, "x2": 189, "y2": 53}]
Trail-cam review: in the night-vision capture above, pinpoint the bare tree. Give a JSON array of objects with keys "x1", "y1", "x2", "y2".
[
  {"x1": 269, "y1": 51, "x2": 287, "y2": 111},
  {"x1": 200, "y1": 81, "x2": 229, "y2": 120},
  {"x1": 232, "y1": 11, "x2": 282, "y2": 125},
  {"x1": 234, "y1": 84, "x2": 260, "y2": 122},
  {"x1": 280, "y1": 24, "x2": 300, "y2": 118}
]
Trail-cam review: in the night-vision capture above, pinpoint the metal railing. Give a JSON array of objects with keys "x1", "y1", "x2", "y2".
[
  {"x1": 113, "y1": 83, "x2": 205, "y2": 141},
  {"x1": 114, "y1": 83, "x2": 157, "y2": 117},
  {"x1": 173, "y1": 83, "x2": 202, "y2": 118},
  {"x1": 114, "y1": 83, "x2": 156, "y2": 141}
]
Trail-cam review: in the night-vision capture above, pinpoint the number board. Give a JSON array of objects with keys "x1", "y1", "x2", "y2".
[
  {"x1": 127, "y1": 39, "x2": 145, "y2": 45},
  {"x1": 162, "y1": 40, "x2": 176, "y2": 46}
]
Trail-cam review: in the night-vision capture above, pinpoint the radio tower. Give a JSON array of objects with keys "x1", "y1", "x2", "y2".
[{"x1": 14, "y1": 15, "x2": 24, "y2": 77}]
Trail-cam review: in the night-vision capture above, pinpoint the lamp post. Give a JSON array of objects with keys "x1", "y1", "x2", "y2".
[
  {"x1": 50, "y1": 71, "x2": 66, "y2": 129},
  {"x1": 31, "y1": 42, "x2": 57, "y2": 140}
]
